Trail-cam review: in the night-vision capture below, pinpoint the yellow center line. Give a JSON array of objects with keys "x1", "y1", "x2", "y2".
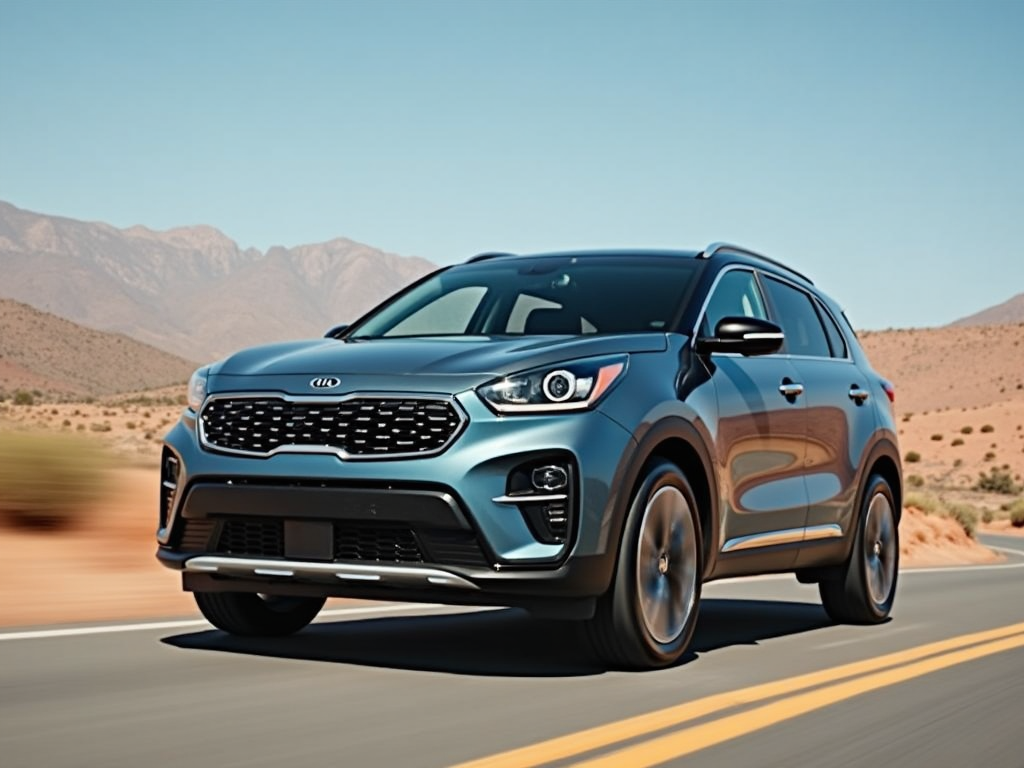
[
  {"x1": 450, "y1": 621, "x2": 1024, "y2": 768},
  {"x1": 572, "y1": 632, "x2": 1024, "y2": 768}
]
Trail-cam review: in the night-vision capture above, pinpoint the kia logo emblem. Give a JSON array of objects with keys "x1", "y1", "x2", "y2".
[{"x1": 310, "y1": 376, "x2": 341, "y2": 389}]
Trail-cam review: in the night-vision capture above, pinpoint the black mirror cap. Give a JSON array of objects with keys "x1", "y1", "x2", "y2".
[
  {"x1": 695, "y1": 316, "x2": 784, "y2": 357},
  {"x1": 324, "y1": 323, "x2": 350, "y2": 339}
]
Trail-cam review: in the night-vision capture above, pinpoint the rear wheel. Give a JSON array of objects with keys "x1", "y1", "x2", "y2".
[
  {"x1": 194, "y1": 592, "x2": 326, "y2": 636},
  {"x1": 819, "y1": 474, "x2": 898, "y2": 624},
  {"x1": 586, "y1": 460, "x2": 703, "y2": 669}
]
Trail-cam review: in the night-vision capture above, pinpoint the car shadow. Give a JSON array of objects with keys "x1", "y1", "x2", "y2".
[{"x1": 162, "y1": 598, "x2": 834, "y2": 677}]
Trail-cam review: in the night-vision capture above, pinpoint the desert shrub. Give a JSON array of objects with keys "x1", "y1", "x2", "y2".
[
  {"x1": 981, "y1": 508, "x2": 994, "y2": 524},
  {"x1": 61, "y1": 419, "x2": 71, "y2": 428},
  {"x1": 1010, "y1": 500, "x2": 1024, "y2": 528},
  {"x1": 951, "y1": 438, "x2": 964, "y2": 447},
  {"x1": 974, "y1": 467, "x2": 1021, "y2": 495},
  {"x1": 0, "y1": 431, "x2": 111, "y2": 529},
  {"x1": 961, "y1": 426, "x2": 973, "y2": 435},
  {"x1": 126, "y1": 421, "x2": 136, "y2": 430},
  {"x1": 907, "y1": 474, "x2": 925, "y2": 488},
  {"x1": 904, "y1": 451, "x2": 921, "y2": 463},
  {"x1": 89, "y1": 422, "x2": 113, "y2": 433},
  {"x1": 984, "y1": 451, "x2": 997, "y2": 461},
  {"x1": 13, "y1": 390, "x2": 34, "y2": 406},
  {"x1": 980, "y1": 424, "x2": 994, "y2": 433},
  {"x1": 904, "y1": 492, "x2": 943, "y2": 516},
  {"x1": 930, "y1": 434, "x2": 943, "y2": 441},
  {"x1": 945, "y1": 503, "x2": 979, "y2": 539}
]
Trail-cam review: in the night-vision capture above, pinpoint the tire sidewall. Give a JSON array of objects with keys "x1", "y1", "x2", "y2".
[
  {"x1": 613, "y1": 461, "x2": 703, "y2": 666},
  {"x1": 855, "y1": 474, "x2": 899, "y2": 619}
]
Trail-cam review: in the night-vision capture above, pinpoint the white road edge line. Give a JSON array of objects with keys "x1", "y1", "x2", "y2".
[{"x1": 0, "y1": 602, "x2": 448, "y2": 642}]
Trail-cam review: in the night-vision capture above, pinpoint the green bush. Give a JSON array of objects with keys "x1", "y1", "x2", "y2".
[
  {"x1": 974, "y1": 467, "x2": 1021, "y2": 495},
  {"x1": 904, "y1": 451, "x2": 921, "y2": 463},
  {"x1": 981, "y1": 508, "x2": 994, "y2": 524},
  {"x1": 13, "y1": 390, "x2": 35, "y2": 406},
  {"x1": 907, "y1": 474, "x2": 925, "y2": 488},
  {"x1": 0, "y1": 431, "x2": 111, "y2": 529}
]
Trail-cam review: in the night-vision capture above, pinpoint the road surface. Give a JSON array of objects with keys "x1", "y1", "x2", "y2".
[{"x1": 2, "y1": 534, "x2": 1023, "y2": 768}]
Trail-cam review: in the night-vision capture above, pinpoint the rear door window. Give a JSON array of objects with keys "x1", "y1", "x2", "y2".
[{"x1": 762, "y1": 277, "x2": 831, "y2": 358}]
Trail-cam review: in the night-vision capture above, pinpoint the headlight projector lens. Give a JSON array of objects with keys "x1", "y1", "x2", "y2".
[{"x1": 542, "y1": 370, "x2": 576, "y2": 402}]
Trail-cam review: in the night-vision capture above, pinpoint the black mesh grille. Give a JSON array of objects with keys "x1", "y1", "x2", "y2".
[
  {"x1": 333, "y1": 522, "x2": 424, "y2": 563},
  {"x1": 179, "y1": 520, "x2": 216, "y2": 551},
  {"x1": 200, "y1": 397, "x2": 464, "y2": 457},
  {"x1": 203, "y1": 517, "x2": 489, "y2": 568},
  {"x1": 217, "y1": 519, "x2": 284, "y2": 557},
  {"x1": 419, "y1": 529, "x2": 490, "y2": 567}
]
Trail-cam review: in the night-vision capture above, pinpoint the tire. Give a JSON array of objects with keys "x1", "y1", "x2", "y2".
[
  {"x1": 819, "y1": 473, "x2": 899, "y2": 624},
  {"x1": 194, "y1": 592, "x2": 326, "y2": 636},
  {"x1": 586, "y1": 460, "x2": 703, "y2": 669}
]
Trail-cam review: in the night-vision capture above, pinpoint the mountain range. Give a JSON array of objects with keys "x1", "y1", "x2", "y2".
[{"x1": 0, "y1": 201, "x2": 435, "y2": 361}]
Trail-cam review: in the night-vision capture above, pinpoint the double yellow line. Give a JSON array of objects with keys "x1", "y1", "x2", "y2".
[{"x1": 453, "y1": 621, "x2": 1024, "y2": 768}]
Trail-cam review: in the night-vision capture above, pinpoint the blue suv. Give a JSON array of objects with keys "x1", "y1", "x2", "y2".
[{"x1": 158, "y1": 244, "x2": 901, "y2": 669}]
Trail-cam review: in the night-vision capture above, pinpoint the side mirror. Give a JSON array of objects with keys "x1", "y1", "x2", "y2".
[
  {"x1": 324, "y1": 323, "x2": 350, "y2": 339},
  {"x1": 694, "y1": 316, "x2": 784, "y2": 357}
]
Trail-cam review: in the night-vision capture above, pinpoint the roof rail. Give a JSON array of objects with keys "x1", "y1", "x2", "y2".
[
  {"x1": 467, "y1": 251, "x2": 517, "y2": 263},
  {"x1": 699, "y1": 242, "x2": 813, "y2": 285}
]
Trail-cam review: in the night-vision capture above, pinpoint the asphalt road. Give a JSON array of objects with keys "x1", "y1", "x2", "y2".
[{"x1": 3, "y1": 534, "x2": 1023, "y2": 768}]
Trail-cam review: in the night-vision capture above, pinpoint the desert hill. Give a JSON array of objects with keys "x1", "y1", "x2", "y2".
[
  {"x1": 0, "y1": 299, "x2": 195, "y2": 398},
  {"x1": 860, "y1": 324, "x2": 1024, "y2": 494},
  {"x1": 951, "y1": 293, "x2": 1024, "y2": 327},
  {"x1": 0, "y1": 201, "x2": 435, "y2": 361}
]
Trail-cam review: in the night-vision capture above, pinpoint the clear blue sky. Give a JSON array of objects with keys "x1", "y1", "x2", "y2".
[{"x1": 1, "y1": 0, "x2": 1022, "y2": 328}]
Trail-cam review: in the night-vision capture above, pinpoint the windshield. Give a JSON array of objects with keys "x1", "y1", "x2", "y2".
[{"x1": 347, "y1": 254, "x2": 703, "y2": 339}]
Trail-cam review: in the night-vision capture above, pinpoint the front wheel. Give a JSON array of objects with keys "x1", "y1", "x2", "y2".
[
  {"x1": 194, "y1": 592, "x2": 326, "y2": 636},
  {"x1": 586, "y1": 460, "x2": 703, "y2": 669},
  {"x1": 819, "y1": 473, "x2": 899, "y2": 624}
]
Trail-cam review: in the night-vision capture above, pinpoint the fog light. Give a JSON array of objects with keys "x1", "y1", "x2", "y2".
[{"x1": 532, "y1": 464, "x2": 569, "y2": 491}]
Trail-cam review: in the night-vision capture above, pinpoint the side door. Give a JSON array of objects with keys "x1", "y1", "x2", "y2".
[
  {"x1": 699, "y1": 268, "x2": 809, "y2": 574},
  {"x1": 760, "y1": 276, "x2": 876, "y2": 567}
]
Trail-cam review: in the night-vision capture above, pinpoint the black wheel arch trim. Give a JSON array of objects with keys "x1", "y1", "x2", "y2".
[{"x1": 601, "y1": 416, "x2": 720, "y2": 585}]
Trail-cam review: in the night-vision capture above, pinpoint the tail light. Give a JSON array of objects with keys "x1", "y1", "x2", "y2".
[{"x1": 880, "y1": 378, "x2": 895, "y2": 404}]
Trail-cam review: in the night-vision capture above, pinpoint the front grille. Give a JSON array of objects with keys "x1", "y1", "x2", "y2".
[
  {"x1": 217, "y1": 519, "x2": 284, "y2": 557},
  {"x1": 200, "y1": 396, "x2": 465, "y2": 458},
  {"x1": 333, "y1": 522, "x2": 424, "y2": 563}
]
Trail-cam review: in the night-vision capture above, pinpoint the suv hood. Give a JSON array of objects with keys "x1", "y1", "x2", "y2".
[{"x1": 212, "y1": 334, "x2": 669, "y2": 380}]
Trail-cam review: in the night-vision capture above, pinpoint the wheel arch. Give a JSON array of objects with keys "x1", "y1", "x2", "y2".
[{"x1": 609, "y1": 417, "x2": 720, "y2": 580}]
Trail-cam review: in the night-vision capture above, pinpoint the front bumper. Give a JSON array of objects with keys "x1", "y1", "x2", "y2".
[{"x1": 157, "y1": 389, "x2": 635, "y2": 604}]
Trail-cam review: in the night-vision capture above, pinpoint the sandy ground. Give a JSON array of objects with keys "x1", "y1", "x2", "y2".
[{"x1": 0, "y1": 466, "x2": 1008, "y2": 629}]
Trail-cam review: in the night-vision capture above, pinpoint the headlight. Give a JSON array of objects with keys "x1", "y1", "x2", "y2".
[
  {"x1": 187, "y1": 367, "x2": 210, "y2": 412},
  {"x1": 478, "y1": 356, "x2": 627, "y2": 413}
]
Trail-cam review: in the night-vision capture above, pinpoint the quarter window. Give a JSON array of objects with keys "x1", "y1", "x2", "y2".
[
  {"x1": 816, "y1": 300, "x2": 848, "y2": 358},
  {"x1": 762, "y1": 277, "x2": 831, "y2": 358}
]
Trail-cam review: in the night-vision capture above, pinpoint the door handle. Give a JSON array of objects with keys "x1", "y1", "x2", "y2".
[
  {"x1": 779, "y1": 380, "x2": 804, "y2": 399},
  {"x1": 849, "y1": 385, "x2": 870, "y2": 404}
]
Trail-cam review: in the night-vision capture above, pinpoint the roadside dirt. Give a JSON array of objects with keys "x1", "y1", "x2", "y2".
[{"x1": 0, "y1": 468, "x2": 1006, "y2": 629}]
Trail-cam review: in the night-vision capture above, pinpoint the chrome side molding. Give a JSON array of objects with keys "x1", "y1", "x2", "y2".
[{"x1": 721, "y1": 523, "x2": 843, "y2": 553}]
